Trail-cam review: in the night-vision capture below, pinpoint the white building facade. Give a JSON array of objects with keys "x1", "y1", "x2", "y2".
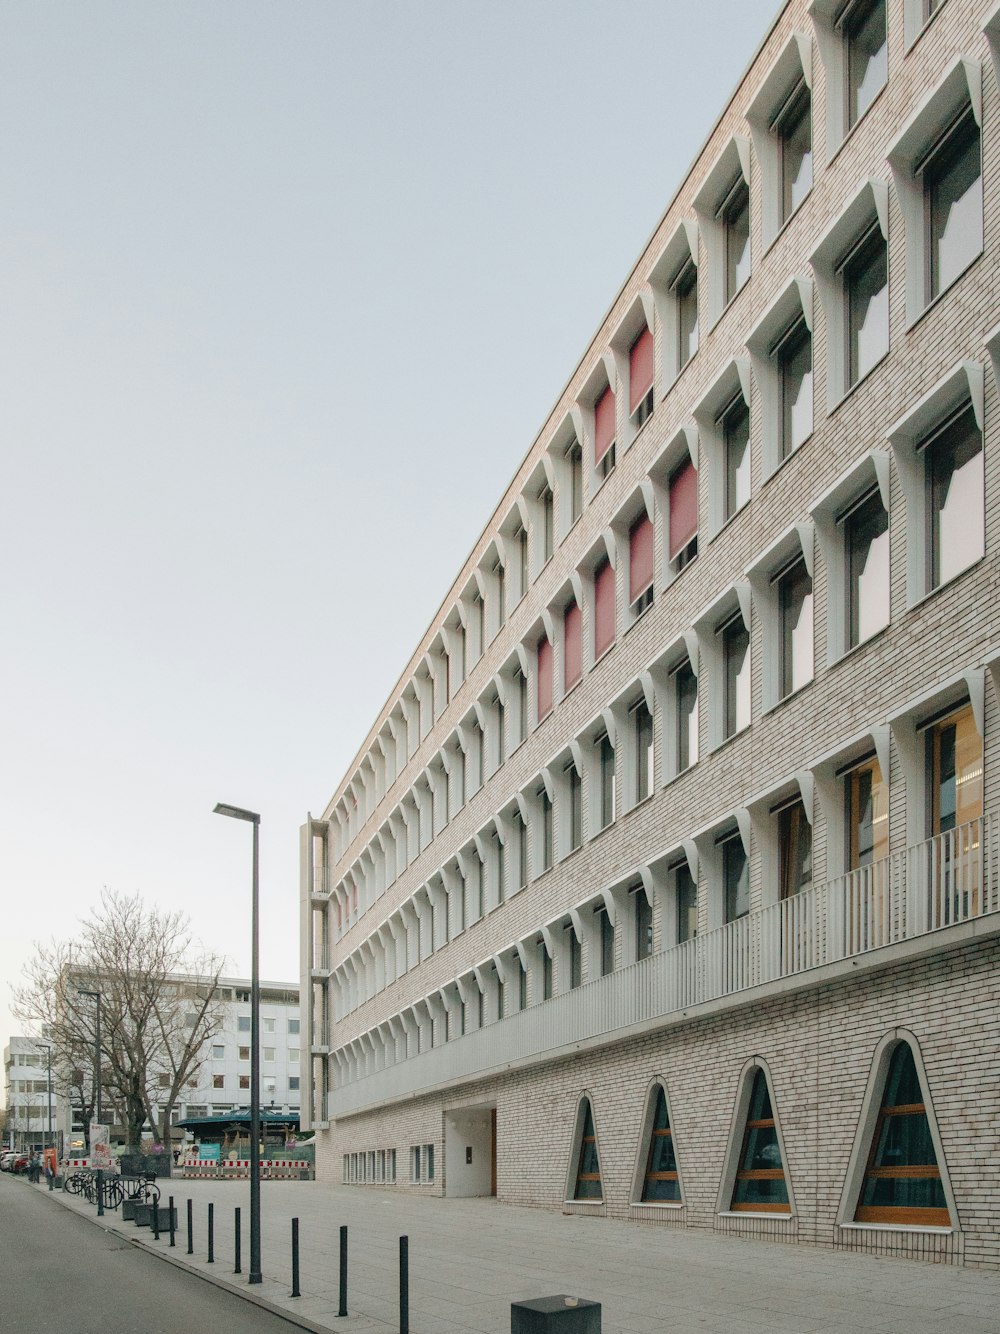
[
  {"x1": 302, "y1": 0, "x2": 1000, "y2": 1267},
  {"x1": 3, "y1": 1036, "x2": 69, "y2": 1152}
]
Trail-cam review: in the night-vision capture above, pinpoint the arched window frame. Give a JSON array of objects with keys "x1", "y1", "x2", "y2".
[
  {"x1": 717, "y1": 1057, "x2": 795, "y2": 1217},
  {"x1": 630, "y1": 1077, "x2": 684, "y2": 1208},
  {"x1": 565, "y1": 1093, "x2": 604, "y2": 1205}
]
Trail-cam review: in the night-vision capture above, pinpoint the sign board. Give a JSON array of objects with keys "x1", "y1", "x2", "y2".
[
  {"x1": 199, "y1": 1143, "x2": 222, "y2": 1162},
  {"x1": 89, "y1": 1123, "x2": 114, "y2": 1172}
]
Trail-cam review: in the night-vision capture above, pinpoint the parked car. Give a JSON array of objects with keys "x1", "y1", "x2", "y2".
[
  {"x1": 1, "y1": 1152, "x2": 29, "y2": 1174},
  {"x1": 0, "y1": 1151, "x2": 16, "y2": 1172}
]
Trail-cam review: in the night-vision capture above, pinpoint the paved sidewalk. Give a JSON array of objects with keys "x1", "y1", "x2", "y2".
[{"x1": 48, "y1": 1177, "x2": 1000, "y2": 1334}]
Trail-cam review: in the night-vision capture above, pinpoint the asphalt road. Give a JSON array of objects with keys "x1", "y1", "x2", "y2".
[{"x1": 0, "y1": 1173, "x2": 309, "y2": 1333}]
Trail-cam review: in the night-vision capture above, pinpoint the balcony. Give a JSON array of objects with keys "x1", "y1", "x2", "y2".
[{"x1": 325, "y1": 815, "x2": 1000, "y2": 1119}]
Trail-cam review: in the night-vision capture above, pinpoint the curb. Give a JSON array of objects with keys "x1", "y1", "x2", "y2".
[{"x1": 38, "y1": 1183, "x2": 335, "y2": 1334}]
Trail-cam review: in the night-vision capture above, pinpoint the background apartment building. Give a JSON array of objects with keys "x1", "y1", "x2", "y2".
[
  {"x1": 302, "y1": 0, "x2": 1000, "y2": 1267},
  {"x1": 3, "y1": 1036, "x2": 71, "y2": 1153}
]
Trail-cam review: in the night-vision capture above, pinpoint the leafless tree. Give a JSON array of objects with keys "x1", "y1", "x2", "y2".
[{"x1": 14, "y1": 890, "x2": 226, "y2": 1150}]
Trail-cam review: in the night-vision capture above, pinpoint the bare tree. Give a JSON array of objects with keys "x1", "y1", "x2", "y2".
[{"x1": 15, "y1": 890, "x2": 226, "y2": 1151}]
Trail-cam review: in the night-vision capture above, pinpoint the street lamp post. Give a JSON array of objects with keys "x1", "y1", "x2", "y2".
[
  {"x1": 214, "y1": 802, "x2": 262, "y2": 1286},
  {"x1": 78, "y1": 989, "x2": 103, "y2": 1217},
  {"x1": 38, "y1": 1044, "x2": 54, "y2": 1191}
]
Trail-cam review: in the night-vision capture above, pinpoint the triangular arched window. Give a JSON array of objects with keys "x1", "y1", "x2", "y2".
[
  {"x1": 641, "y1": 1085, "x2": 680, "y2": 1202},
  {"x1": 573, "y1": 1100, "x2": 602, "y2": 1200},
  {"x1": 731, "y1": 1068, "x2": 790, "y2": 1213},
  {"x1": 855, "y1": 1043, "x2": 948, "y2": 1225}
]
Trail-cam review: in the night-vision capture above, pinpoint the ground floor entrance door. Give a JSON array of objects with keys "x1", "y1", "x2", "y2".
[{"x1": 444, "y1": 1104, "x2": 496, "y2": 1198}]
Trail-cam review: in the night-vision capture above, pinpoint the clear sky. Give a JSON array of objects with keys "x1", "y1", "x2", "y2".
[{"x1": 0, "y1": 0, "x2": 781, "y2": 1054}]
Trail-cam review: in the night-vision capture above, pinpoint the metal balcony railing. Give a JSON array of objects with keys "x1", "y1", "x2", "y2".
[{"x1": 326, "y1": 814, "x2": 999, "y2": 1117}]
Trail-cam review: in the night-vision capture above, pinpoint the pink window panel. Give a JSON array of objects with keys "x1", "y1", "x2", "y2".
[
  {"x1": 594, "y1": 385, "x2": 616, "y2": 463},
  {"x1": 629, "y1": 327, "x2": 654, "y2": 413},
  {"x1": 594, "y1": 559, "x2": 616, "y2": 658},
  {"x1": 629, "y1": 513, "x2": 654, "y2": 603},
  {"x1": 564, "y1": 600, "x2": 582, "y2": 690},
  {"x1": 668, "y1": 459, "x2": 698, "y2": 560},
  {"x1": 537, "y1": 636, "x2": 553, "y2": 720}
]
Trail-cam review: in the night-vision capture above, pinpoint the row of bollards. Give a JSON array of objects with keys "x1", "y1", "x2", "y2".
[{"x1": 139, "y1": 1198, "x2": 410, "y2": 1330}]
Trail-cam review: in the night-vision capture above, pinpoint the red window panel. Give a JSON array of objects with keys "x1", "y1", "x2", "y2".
[
  {"x1": 537, "y1": 636, "x2": 553, "y2": 720},
  {"x1": 629, "y1": 513, "x2": 653, "y2": 604},
  {"x1": 594, "y1": 386, "x2": 616, "y2": 463},
  {"x1": 594, "y1": 559, "x2": 616, "y2": 658},
  {"x1": 668, "y1": 459, "x2": 698, "y2": 560},
  {"x1": 629, "y1": 327, "x2": 654, "y2": 414},
  {"x1": 564, "y1": 600, "x2": 582, "y2": 690}
]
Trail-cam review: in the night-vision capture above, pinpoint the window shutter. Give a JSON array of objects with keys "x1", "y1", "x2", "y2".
[
  {"x1": 669, "y1": 459, "x2": 698, "y2": 560},
  {"x1": 594, "y1": 385, "x2": 616, "y2": 463},
  {"x1": 537, "y1": 636, "x2": 553, "y2": 720},
  {"x1": 629, "y1": 513, "x2": 653, "y2": 603},
  {"x1": 564, "y1": 600, "x2": 582, "y2": 689},
  {"x1": 629, "y1": 327, "x2": 654, "y2": 413},
  {"x1": 594, "y1": 559, "x2": 616, "y2": 658}
]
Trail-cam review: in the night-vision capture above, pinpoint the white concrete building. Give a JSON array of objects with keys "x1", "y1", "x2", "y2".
[
  {"x1": 3, "y1": 1036, "x2": 69, "y2": 1152},
  {"x1": 302, "y1": 0, "x2": 1000, "y2": 1267}
]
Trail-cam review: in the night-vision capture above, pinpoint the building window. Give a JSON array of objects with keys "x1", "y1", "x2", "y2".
[
  {"x1": 514, "y1": 810, "x2": 528, "y2": 889},
  {"x1": 634, "y1": 886, "x2": 653, "y2": 960},
  {"x1": 542, "y1": 944, "x2": 553, "y2": 1000},
  {"x1": 566, "y1": 441, "x2": 584, "y2": 525},
  {"x1": 774, "y1": 316, "x2": 812, "y2": 460},
  {"x1": 775, "y1": 79, "x2": 811, "y2": 224},
  {"x1": 673, "y1": 658, "x2": 699, "y2": 775},
  {"x1": 539, "y1": 486, "x2": 554, "y2": 565},
  {"x1": 212, "y1": 1044, "x2": 225, "y2": 1059},
  {"x1": 597, "y1": 732, "x2": 616, "y2": 830},
  {"x1": 731, "y1": 1069, "x2": 790, "y2": 1213},
  {"x1": 263, "y1": 1047, "x2": 275, "y2": 1062},
  {"x1": 537, "y1": 636, "x2": 553, "y2": 723},
  {"x1": 845, "y1": 755, "x2": 888, "y2": 869},
  {"x1": 922, "y1": 106, "x2": 981, "y2": 302},
  {"x1": 470, "y1": 591, "x2": 484, "y2": 665},
  {"x1": 573, "y1": 1100, "x2": 603, "y2": 1201},
  {"x1": 927, "y1": 703, "x2": 983, "y2": 837},
  {"x1": 539, "y1": 788, "x2": 554, "y2": 873},
  {"x1": 288, "y1": 1019, "x2": 300, "y2": 1035},
  {"x1": 843, "y1": 487, "x2": 890, "y2": 648},
  {"x1": 515, "y1": 524, "x2": 528, "y2": 600},
  {"x1": 721, "y1": 613, "x2": 751, "y2": 739},
  {"x1": 673, "y1": 256, "x2": 698, "y2": 371},
  {"x1": 668, "y1": 457, "x2": 698, "y2": 572},
  {"x1": 593, "y1": 557, "x2": 616, "y2": 659},
  {"x1": 720, "y1": 393, "x2": 751, "y2": 520},
  {"x1": 213, "y1": 1074, "x2": 225, "y2": 1089},
  {"x1": 722, "y1": 833, "x2": 749, "y2": 923},
  {"x1": 494, "y1": 559, "x2": 506, "y2": 631},
  {"x1": 629, "y1": 327, "x2": 654, "y2": 429},
  {"x1": 517, "y1": 957, "x2": 527, "y2": 1011},
  {"x1": 675, "y1": 862, "x2": 698, "y2": 943},
  {"x1": 289, "y1": 1076, "x2": 299, "y2": 1091},
  {"x1": 239, "y1": 1075, "x2": 250, "y2": 1090},
  {"x1": 238, "y1": 1016, "x2": 251, "y2": 1033},
  {"x1": 158, "y1": 1072, "x2": 171, "y2": 1088},
  {"x1": 721, "y1": 175, "x2": 751, "y2": 304},
  {"x1": 631, "y1": 698, "x2": 654, "y2": 803},
  {"x1": 568, "y1": 927, "x2": 582, "y2": 990},
  {"x1": 494, "y1": 695, "x2": 505, "y2": 770},
  {"x1": 845, "y1": 0, "x2": 887, "y2": 132},
  {"x1": 777, "y1": 797, "x2": 812, "y2": 899},
  {"x1": 566, "y1": 761, "x2": 582, "y2": 852},
  {"x1": 625, "y1": 513, "x2": 654, "y2": 618},
  {"x1": 597, "y1": 904, "x2": 614, "y2": 977},
  {"x1": 777, "y1": 558, "x2": 813, "y2": 698},
  {"x1": 594, "y1": 385, "x2": 616, "y2": 479},
  {"x1": 238, "y1": 1046, "x2": 250, "y2": 1061},
  {"x1": 843, "y1": 223, "x2": 888, "y2": 388},
  {"x1": 640, "y1": 1085, "x2": 681, "y2": 1202},
  {"x1": 564, "y1": 599, "x2": 582, "y2": 691},
  {"x1": 924, "y1": 404, "x2": 984, "y2": 591},
  {"x1": 855, "y1": 1044, "x2": 947, "y2": 1225}
]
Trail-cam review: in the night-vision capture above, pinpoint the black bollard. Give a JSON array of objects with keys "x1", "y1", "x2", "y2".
[
  {"x1": 290, "y1": 1217, "x2": 300, "y2": 1298},
  {"x1": 400, "y1": 1235, "x2": 409, "y2": 1334},
  {"x1": 338, "y1": 1224, "x2": 348, "y2": 1317},
  {"x1": 208, "y1": 1202, "x2": 215, "y2": 1263},
  {"x1": 234, "y1": 1206, "x2": 242, "y2": 1274},
  {"x1": 168, "y1": 1196, "x2": 176, "y2": 1248},
  {"x1": 186, "y1": 1198, "x2": 193, "y2": 1255},
  {"x1": 152, "y1": 1198, "x2": 160, "y2": 1240}
]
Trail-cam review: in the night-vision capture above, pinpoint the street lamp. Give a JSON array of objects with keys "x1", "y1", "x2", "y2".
[
  {"x1": 37, "y1": 1043, "x2": 53, "y2": 1191},
  {"x1": 78, "y1": 989, "x2": 104, "y2": 1217},
  {"x1": 214, "y1": 801, "x2": 262, "y2": 1286}
]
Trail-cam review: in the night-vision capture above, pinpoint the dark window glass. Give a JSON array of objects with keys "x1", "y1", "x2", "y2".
[
  {"x1": 778, "y1": 559, "x2": 813, "y2": 698},
  {"x1": 675, "y1": 659, "x2": 698, "y2": 772},
  {"x1": 777, "y1": 318, "x2": 812, "y2": 457},
  {"x1": 676, "y1": 864, "x2": 698, "y2": 942},
  {"x1": 925, "y1": 405, "x2": 983, "y2": 591},
  {"x1": 722, "y1": 395, "x2": 751, "y2": 517},
  {"x1": 846, "y1": 0, "x2": 887, "y2": 130},
  {"x1": 844, "y1": 225, "x2": 888, "y2": 386},
  {"x1": 778, "y1": 798, "x2": 812, "y2": 899},
  {"x1": 777, "y1": 80, "x2": 812, "y2": 221},
  {"x1": 843, "y1": 488, "x2": 889, "y2": 648},
  {"x1": 723, "y1": 835, "x2": 749, "y2": 923},
  {"x1": 722, "y1": 177, "x2": 751, "y2": 301},
  {"x1": 674, "y1": 257, "x2": 698, "y2": 368},
  {"x1": 722, "y1": 615, "x2": 750, "y2": 738},
  {"x1": 641, "y1": 1086, "x2": 681, "y2": 1202},
  {"x1": 598, "y1": 907, "x2": 614, "y2": 977},
  {"x1": 731, "y1": 1069, "x2": 790, "y2": 1211},
  {"x1": 925, "y1": 109, "x2": 981, "y2": 300},
  {"x1": 574, "y1": 1102, "x2": 602, "y2": 1200},
  {"x1": 635, "y1": 889, "x2": 653, "y2": 961}
]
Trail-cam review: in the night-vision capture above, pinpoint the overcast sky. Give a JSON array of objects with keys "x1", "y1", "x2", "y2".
[{"x1": 0, "y1": 0, "x2": 781, "y2": 1056}]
